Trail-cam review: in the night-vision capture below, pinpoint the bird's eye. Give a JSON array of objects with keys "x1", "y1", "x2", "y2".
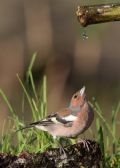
[{"x1": 73, "y1": 94, "x2": 78, "y2": 99}]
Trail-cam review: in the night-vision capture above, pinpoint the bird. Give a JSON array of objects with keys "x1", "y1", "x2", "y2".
[{"x1": 17, "y1": 86, "x2": 94, "y2": 150}]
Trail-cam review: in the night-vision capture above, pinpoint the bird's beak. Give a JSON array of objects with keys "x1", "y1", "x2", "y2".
[{"x1": 80, "y1": 86, "x2": 85, "y2": 96}]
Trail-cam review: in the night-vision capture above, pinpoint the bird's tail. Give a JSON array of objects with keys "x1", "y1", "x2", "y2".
[
  {"x1": 16, "y1": 120, "x2": 43, "y2": 132},
  {"x1": 16, "y1": 125, "x2": 34, "y2": 132}
]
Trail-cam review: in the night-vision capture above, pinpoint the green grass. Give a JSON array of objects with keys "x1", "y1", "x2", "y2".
[
  {"x1": 90, "y1": 99, "x2": 120, "y2": 167},
  {"x1": 0, "y1": 54, "x2": 120, "y2": 167},
  {"x1": 0, "y1": 53, "x2": 53, "y2": 155}
]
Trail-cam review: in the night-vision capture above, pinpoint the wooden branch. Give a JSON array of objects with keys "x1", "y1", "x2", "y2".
[
  {"x1": 76, "y1": 3, "x2": 120, "y2": 27},
  {"x1": 0, "y1": 140, "x2": 102, "y2": 168}
]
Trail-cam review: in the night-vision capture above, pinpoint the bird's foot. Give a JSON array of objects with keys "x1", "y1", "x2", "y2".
[
  {"x1": 56, "y1": 138, "x2": 68, "y2": 159},
  {"x1": 78, "y1": 139, "x2": 90, "y2": 151},
  {"x1": 59, "y1": 145, "x2": 67, "y2": 159}
]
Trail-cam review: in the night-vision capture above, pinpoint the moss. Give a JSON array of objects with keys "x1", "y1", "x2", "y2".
[{"x1": 0, "y1": 140, "x2": 102, "y2": 168}]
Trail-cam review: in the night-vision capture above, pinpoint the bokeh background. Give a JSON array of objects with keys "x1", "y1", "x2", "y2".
[{"x1": 0, "y1": 0, "x2": 120, "y2": 136}]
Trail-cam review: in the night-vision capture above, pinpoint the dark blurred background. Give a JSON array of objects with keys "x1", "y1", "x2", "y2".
[{"x1": 0, "y1": 0, "x2": 120, "y2": 135}]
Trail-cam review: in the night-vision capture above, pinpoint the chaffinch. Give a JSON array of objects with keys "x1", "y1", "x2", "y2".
[{"x1": 18, "y1": 86, "x2": 94, "y2": 145}]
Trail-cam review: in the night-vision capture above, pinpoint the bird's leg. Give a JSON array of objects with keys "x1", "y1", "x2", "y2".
[
  {"x1": 55, "y1": 138, "x2": 68, "y2": 159},
  {"x1": 77, "y1": 138, "x2": 90, "y2": 151},
  {"x1": 59, "y1": 142, "x2": 67, "y2": 158}
]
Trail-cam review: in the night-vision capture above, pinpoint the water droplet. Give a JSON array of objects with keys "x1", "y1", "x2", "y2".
[{"x1": 81, "y1": 31, "x2": 88, "y2": 40}]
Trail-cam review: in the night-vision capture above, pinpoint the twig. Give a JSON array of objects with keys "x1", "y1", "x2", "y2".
[{"x1": 76, "y1": 3, "x2": 120, "y2": 27}]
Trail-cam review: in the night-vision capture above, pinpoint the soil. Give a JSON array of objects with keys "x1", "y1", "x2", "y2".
[{"x1": 0, "y1": 140, "x2": 102, "y2": 168}]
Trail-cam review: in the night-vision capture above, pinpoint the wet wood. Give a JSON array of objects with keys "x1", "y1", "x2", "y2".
[
  {"x1": 0, "y1": 140, "x2": 102, "y2": 168},
  {"x1": 76, "y1": 3, "x2": 120, "y2": 27}
]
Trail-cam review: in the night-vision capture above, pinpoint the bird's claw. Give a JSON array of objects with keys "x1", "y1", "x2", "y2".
[
  {"x1": 78, "y1": 139, "x2": 90, "y2": 151},
  {"x1": 59, "y1": 145, "x2": 67, "y2": 159}
]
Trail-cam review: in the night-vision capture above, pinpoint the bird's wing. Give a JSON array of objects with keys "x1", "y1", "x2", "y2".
[
  {"x1": 46, "y1": 108, "x2": 77, "y2": 125},
  {"x1": 16, "y1": 108, "x2": 77, "y2": 132}
]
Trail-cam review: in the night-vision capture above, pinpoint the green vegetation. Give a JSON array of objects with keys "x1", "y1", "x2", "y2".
[
  {"x1": 0, "y1": 53, "x2": 53, "y2": 155},
  {"x1": 0, "y1": 54, "x2": 120, "y2": 167},
  {"x1": 90, "y1": 99, "x2": 120, "y2": 167}
]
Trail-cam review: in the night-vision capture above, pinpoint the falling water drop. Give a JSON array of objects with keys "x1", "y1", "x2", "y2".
[{"x1": 81, "y1": 31, "x2": 88, "y2": 40}]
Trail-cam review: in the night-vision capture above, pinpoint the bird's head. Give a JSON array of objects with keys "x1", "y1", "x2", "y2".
[{"x1": 70, "y1": 86, "x2": 87, "y2": 109}]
